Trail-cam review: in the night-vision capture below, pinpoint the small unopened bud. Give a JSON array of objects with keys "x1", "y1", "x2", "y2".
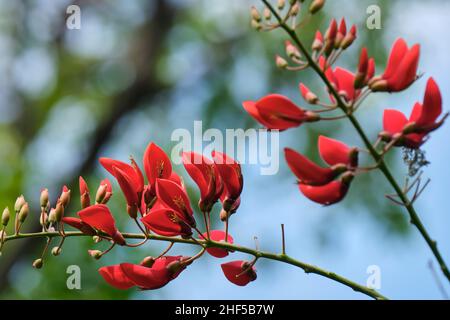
[
  {"x1": 54, "y1": 201, "x2": 64, "y2": 222},
  {"x1": 250, "y1": 6, "x2": 261, "y2": 22},
  {"x1": 275, "y1": 55, "x2": 288, "y2": 69},
  {"x1": 14, "y1": 195, "x2": 26, "y2": 213},
  {"x1": 251, "y1": 19, "x2": 262, "y2": 31},
  {"x1": 312, "y1": 31, "x2": 324, "y2": 51},
  {"x1": 309, "y1": 0, "x2": 325, "y2": 14},
  {"x1": 263, "y1": 7, "x2": 271, "y2": 20},
  {"x1": 95, "y1": 183, "x2": 108, "y2": 204},
  {"x1": 140, "y1": 256, "x2": 156, "y2": 268},
  {"x1": 285, "y1": 41, "x2": 300, "y2": 59},
  {"x1": 51, "y1": 247, "x2": 62, "y2": 256},
  {"x1": 290, "y1": 2, "x2": 300, "y2": 16},
  {"x1": 40, "y1": 188, "x2": 49, "y2": 208},
  {"x1": 60, "y1": 186, "x2": 71, "y2": 207},
  {"x1": 277, "y1": 0, "x2": 286, "y2": 10},
  {"x1": 48, "y1": 208, "x2": 57, "y2": 224},
  {"x1": 2, "y1": 207, "x2": 10, "y2": 226},
  {"x1": 88, "y1": 250, "x2": 102, "y2": 260},
  {"x1": 93, "y1": 235, "x2": 102, "y2": 243},
  {"x1": 340, "y1": 25, "x2": 357, "y2": 49},
  {"x1": 32, "y1": 258, "x2": 43, "y2": 269},
  {"x1": 18, "y1": 202, "x2": 29, "y2": 223}
]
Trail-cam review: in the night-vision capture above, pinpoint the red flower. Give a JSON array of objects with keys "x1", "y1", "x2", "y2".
[
  {"x1": 383, "y1": 78, "x2": 446, "y2": 148},
  {"x1": 182, "y1": 152, "x2": 223, "y2": 212},
  {"x1": 155, "y1": 178, "x2": 196, "y2": 227},
  {"x1": 286, "y1": 137, "x2": 357, "y2": 205},
  {"x1": 99, "y1": 157, "x2": 144, "y2": 196},
  {"x1": 99, "y1": 256, "x2": 189, "y2": 290},
  {"x1": 143, "y1": 142, "x2": 172, "y2": 192},
  {"x1": 221, "y1": 260, "x2": 257, "y2": 286},
  {"x1": 354, "y1": 47, "x2": 375, "y2": 89},
  {"x1": 318, "y1": 135, "x2": 358, "y2": 167},
  {"x1": 77, "y1": 204, "x2": 125, "y2": 245},
  {"x1": 112, "y1": 166, "x2": 140, "y2": 218},
  {"x1": 299, "y1": 179, "x2": 351, "y2": 206},
  {"x1": 61, "y1": 217, "x2": 96, "y2": 236},
  {"x1": 320, "y1": 57, "x2": 359, "y2": 103},
  {"x1": 242, "y1": 94, "x2": 319, "y2": 131},
  {"x1": 202, "y1": 230, "x2": 234, "y2": 258},
  {"x1": 141, "y1": 207, "x2": 192, "y2": 237},
  {"x1": 212, "y1": 151, "x2": 243, "y2": 204},
  {"x1": 79, "y1": 176, "x2": 90, "y2": 209},
  {"x1": 370, "y1": 38, "x2": 420, "y2": 92}
]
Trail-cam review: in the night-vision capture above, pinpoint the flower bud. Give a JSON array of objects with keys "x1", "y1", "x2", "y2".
[
  {"x1": 54, "y1": 201, "x2": 64, "y2": 222},
  {"x1": 251, "y1": 19, "x2": 262, "y2": 31},
  {"x1": 340, "y1": 25, "x2": 357, "y2": 49},
  {"x1": 14, "y1": 195, "x2": 26, "y2": 213},
  {"x1": 309, "y1": 0, "x2": 325, "y2": 14},
  {"x1": 93, "y1": 235, "x2": 102, "y2": 243},
  {"x1": 2, "y1": 207, "x2": 10, "y2": 226},
  {"x1": 285, "y1": 40, "x2": 300, "y2": 59},
  {"x1": 51, "y1": 247, "x2": 61, "y2": 256},
  {"x1": 275, "y1": 55, "x2": 288, "y2": 69},
  {"x1": 40, "y1": 188, "x2": 49, "y2": 209},
  {"x1": 127, "y1": 204, "x2": 138, "y2": 219},
  {"x1": 277, "y1": 0, "x2": 286, "y2": 10},
  {"x1": 95, "y1": 183, "x2": 108, "y2": 204},
  {"x1": 312, "y1": 31, "x2": 324, "y2": 51},
  {"x1": 48, "y1": 208, "x2": 57, "y2": 224},
  {"x1": 18, "y1": 202, "x2": 29, "y2": 223},
  {"x1": 88, "y1": 250, "x2": 102, "y2": 260},
  {"x1": 290, "y1": 2, "x2": 300, "y2": 16},
  {"x1": 250, "y1": 6, "x2": 261, "y2": 22},
  {"x1": 263, "y1": 7, "x2": 271, "y2": 20},
  {"x1": 60, "y1": 186, "x2": 71, "y2": 207},
  {"x1": 32, "y1": 258, "x2": 43, "y2": 269}
]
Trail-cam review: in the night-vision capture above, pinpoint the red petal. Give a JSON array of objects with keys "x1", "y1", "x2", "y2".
[
  {"x1": 255, "y1": 94, "x2": 305, "y2": 130},
  {"x1": 77, "y1": 204, "x2": 118, "y2": 238},
  {"x1": 242, "y1": 101, "x2": 274, "y2": 129},
  {"x1": 383, "y1": 109, "x2": 408, "y2": 134},
  {"x1": 182, "y1": 152, "x2": 214, "y2": 201},
  {"x1": 211, "y1": 151, "x2": 243, "y2": 200},
  {"x1": 338, "y1": 18, "x2": 347, "y2": 36},
  {"x1": 299, "y1": 181, "x2": 349, "y2": 206},
  {"x1": 100, "y1": 178, "x2": 112, "y2": 193},
  {"x1": 141, "y1": 208, "x2": 192, "y2": 237},
  {"x1": 387, "y1": 44, "x2": 420, "y2": 92},
  {"x1": 155, "y1": 178, "x2": 194, "y2": 224},
  {"x1": 358, "y1": 48, "x2": 368, "y2": 73},
  {"x1": 61, "y1": 217, "x2": 96, "y2": 235},
  {"x1": 99, "y1": 158, "x2": 144, "y2": 193},
  {"x1": 203, "y1": 230, "x2": 234, "y2": 258},
  {"x1": 119, "y1": 263, "x2": 171, "y2": 290},
  {"x1": 334, "y1": 67, "x2": 356, "y2": 101},
  {"x1": 113, "y1": 166, "x2": 139, "y2": 206},
  {"x1": 79, "y1": 176, "x2": 89, "y2": 195},
  {"x1": 99, "y1": 265, "x2": 135, "y2": 290},
  {"x1": 221, "y1": 261, "x2": 256, "y2": 287},
  {"x1": 318, "y1": 136, "x2": 352, "y2": 166},
  {"x1": 416, "y1": 77, "x2": 442, "y2": 126},
  {"x1": 143, "y1": 142, "x2": 172, "y2": 189},
  {"x1": 284, "y1": 148, "x2": 334, "y2": 186},
  {"x1": 366, "y1": 58, "x2": 375, "y2": 82},
  {"x1": 383, "y1": 38, "x2": 408, "y2": 80}
]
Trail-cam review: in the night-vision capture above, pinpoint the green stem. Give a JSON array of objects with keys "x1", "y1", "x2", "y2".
[
  {"x1": 262, "y1": 0, "x2": 450, "y2": 283},
  {"x1": 3, "y1": 231, "x2": 387, "y2": 300}
]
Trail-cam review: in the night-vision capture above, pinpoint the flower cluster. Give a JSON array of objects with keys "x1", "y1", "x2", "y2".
[
  {"x1": 244, "y1": 13, "x2": 447, "y2": 206},
  {"x1": 62, "y1": 143, "x2": 252, "y2": 289}
]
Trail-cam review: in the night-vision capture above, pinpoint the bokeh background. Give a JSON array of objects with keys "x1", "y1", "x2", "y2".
[{"x1": 0, "y1": 0, "x2": 449, "y2": 299}]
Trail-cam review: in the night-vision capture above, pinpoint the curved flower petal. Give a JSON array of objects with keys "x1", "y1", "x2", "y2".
[
  {"x1": 203, "y1": 230, "x2": 234, "y2": 258},
  {"x1": 284, "y1": 148, "x2": 335, "y2": 186},
  {"x1": 221, "y1": 260, "x2": 257, "y2": 287},
  {"x1": 318, "y1": 136, "x2": 353, "y2": 167},
  {"x1": 143, "y1": 142, "x2": 172, "y2": 190},
  {"x1": 383, "y1": 109, "x2": 408, "y2": 135},
  {"x1": 299, "y1": 181, "x2": 349, "y2": 206},
  {"x1": 99, "y1": 265, "x2": 135, "y2": 290}
]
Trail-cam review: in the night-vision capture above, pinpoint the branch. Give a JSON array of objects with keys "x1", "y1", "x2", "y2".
[
  {"x1": 3, "y1": 231, "x2": 388, "y2": 300},
  {"x1": 262, "y1": 0, "x2": 450, "y2": 283}
]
